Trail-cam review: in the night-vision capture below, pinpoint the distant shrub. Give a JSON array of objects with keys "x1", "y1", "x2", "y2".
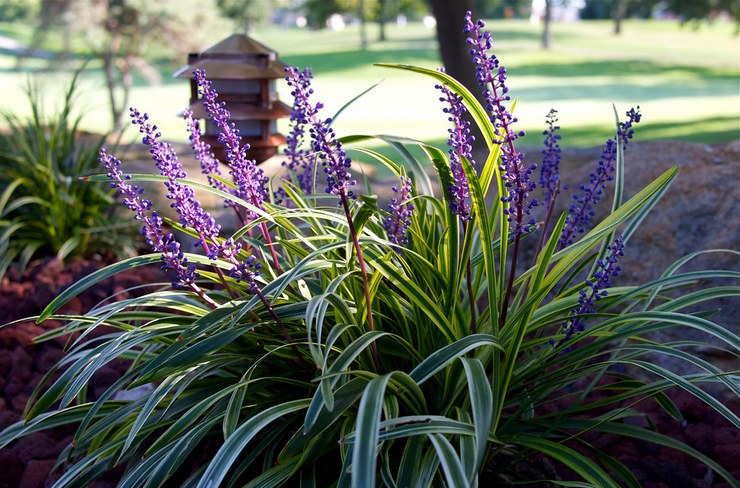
[{"x1": 0, "y1": 72, "x2": 136, "y2": 278}]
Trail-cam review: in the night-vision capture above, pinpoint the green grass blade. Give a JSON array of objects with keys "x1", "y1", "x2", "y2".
[
  {"x1": 196, "y1": 399, "x2": 309, "y2": 488},
  {"x1": 352, "y1": 374, "x2": 393, "y2": 488},
  {"x1": 512, "y1": 436, "x2": 620, "y2": 488},
  {"x1": 460, "y1": 357, "x2": 493, "y2": 479},
  {"x1": 428, "y1": 433, "x2": 470, "y2": 487}
]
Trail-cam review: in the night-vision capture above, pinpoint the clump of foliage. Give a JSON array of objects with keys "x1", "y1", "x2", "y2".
[
  {"x1": 1, "y1": 12, "x2": 737, "y2": 487},
  {"x1": 0, "y1": 73, "x2": 135, "y2": 279}
]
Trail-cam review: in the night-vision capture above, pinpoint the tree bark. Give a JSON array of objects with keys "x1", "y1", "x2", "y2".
[
  {"x1": 378, "y1": 0, "x2": 387, "y2": 41},
  {"x1": 613, "y1": 0, "x2": 627, "y2": 35},
  {"x1": 428, "y1": 0, "x2": 486, "y2": 153},
  {"x1": 542, "y1": 0, "x2": 552, "y2": 49},
  {"x1": 429, "y1": 0, "x2": 477, "y2": 100},
  {"x1": 359, "y1": 0, "x2": 368, "y2": 49}
]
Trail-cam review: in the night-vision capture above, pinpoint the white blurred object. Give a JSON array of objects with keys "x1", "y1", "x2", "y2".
[{"x1": 328, "y1": 14, "x2": 345, "y2": 31}]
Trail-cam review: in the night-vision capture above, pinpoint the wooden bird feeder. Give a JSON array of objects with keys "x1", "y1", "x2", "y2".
[{"x1": 174, "y1": 34, "x2": 290, "y2": 164}]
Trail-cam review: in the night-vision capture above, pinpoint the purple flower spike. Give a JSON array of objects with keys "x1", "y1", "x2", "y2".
[
  {"x1": 463, "y1": 12, "x2": 536, "y2": 236},
  {"x1": 281, "y1": 75, "x2": 315, "y2": 196},
  {"x1": 384, "y1": 175, "x2": 414, "y2": 250},
  {"x1": 285, "y1": 66, "x2": 356, "y2": 199},
  {"x1": 183, "y1": 109, "x2": 232, "y2": 206},
  {"x1": 559, "y1": 107, "x2": 641, "y2": 248},
  {"x1": 436, "y1": 82, "x2": 475, "y2": 221},
  {"x1": 129, "y1": 108, "x2": 239, "y2": 262},
  {"x1": 193, "y1": 69, "x2": 268, "y2": 219},
  {"x1": 100, "y1": 148, "x2": 197, "y2": 287},
  {"x1": 556, "y1": 237, "x2": 625, "y2": 345},
  {"x1": 539, "y1": 109, "x2": 563, "y2": 208}
]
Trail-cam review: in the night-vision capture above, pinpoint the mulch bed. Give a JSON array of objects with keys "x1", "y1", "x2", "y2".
[{"x1": 0, "y1": 256, "x2": 164, "y2": 488}]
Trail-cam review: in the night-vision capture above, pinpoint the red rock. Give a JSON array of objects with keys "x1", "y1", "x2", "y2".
[
  {"x1": 642, "y1": 482, "x2": 670, "y2": 488},
  {"x1": 684, "y1": 422, "x2": 715, "y2": 455},
  {"x1": 14, "y1": 432, "x2": 59, "y2": 463},
  {"x1": 715, "y1": 443, "x2": 740, "y2": 469},
  {"x1": 0, "y1": 410, "x2": 20, "y2": 430},
  {"x1": 19, "y1": 458, "x2": 56, "y2": 488},
  {"x1": 0, "y1": 448, "x2": 24, "y2": 483},
  {"x1": 4, "y1": 374, "x2": 27, "y2": 396},
  {"x1": 11, "y1": 394, "x2": 30, "y2": 412}
]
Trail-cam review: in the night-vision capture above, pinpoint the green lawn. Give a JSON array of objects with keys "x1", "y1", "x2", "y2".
[{"x1": 1, "y1": 18, "x2": 738, "y2": 150}]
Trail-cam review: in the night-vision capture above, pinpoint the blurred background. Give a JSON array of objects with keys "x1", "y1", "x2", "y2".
[{"x1": 0, "y1": 0, "x2": 737, "y2": 149}]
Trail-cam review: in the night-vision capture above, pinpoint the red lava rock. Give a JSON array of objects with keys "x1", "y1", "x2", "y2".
[
  {"x1": 684, "y1": 422, "x2": 716, "y2": 455},
  {"x1": 0, "y1": 410, "x2": 20, "y2": 430},
  {"x1": 14, "y1": 432, "x2": 58, "y2": 463},
  {"x1": 0, "y1": 256, "x2": 166, "y2": 486},
  {"x1": 0, "y1": 449, "x2": 24, "y2": 484},
  {"x1": 715, "y1": 443, "x2": 740, "y2": 470},
  {"x1": 19, "y1": 458, "x2": 56, "y2": 488}
]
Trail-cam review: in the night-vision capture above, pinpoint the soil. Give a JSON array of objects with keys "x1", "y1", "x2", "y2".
[{"x1": 0, "y1": 139, "x2": 738, "y2": 486}]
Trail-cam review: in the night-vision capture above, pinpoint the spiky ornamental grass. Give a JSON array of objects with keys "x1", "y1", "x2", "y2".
[{"x1": 1, "y1": 12, "x2": 738, "y2": 488}]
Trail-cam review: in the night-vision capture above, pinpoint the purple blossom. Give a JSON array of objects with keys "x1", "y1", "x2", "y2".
[
  {"x1": 539, "y1": 109, "x2": 563, "y2": 208},
  {"x1": 129, "y1": 108, "x2": 239, "y2": 262},
  {"x1": 556, "y1": 237, "x2": 625, "y2": 344},
  {"x1": 436, "y1": 82, "x2": 475, "y2": 221},
  {"x1": 464, "y1": 11, "x2": 536, "y2": 236},
  {"x1": 230, "y1": 254, "x2": 261, "y2": 293},
  {"x1": 193, "y1": 69, "x2": 268, "y2": 219},
  {"x1": 99, "y1": 147, "x2": 197, "y2": 287},
  {"x1": 384, "y1": 175, "x2": 414, "y2": 249},
  {"x1": 281, "y1": 72, "x2": 315, "y2": 196},
  {"x1": 285, "y1": 66, "x2": 356, "y2": 199},
  {"x1": 183, "y1": 109, "x2": 232, "y2": 206},
  {"x1": 559, "y1": 107, "x2": 641, "y2": 248}
]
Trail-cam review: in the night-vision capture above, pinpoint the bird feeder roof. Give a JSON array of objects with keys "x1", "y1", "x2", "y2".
[{"x1": 173, "y1": 34, "x2": 287, "y2": 80}]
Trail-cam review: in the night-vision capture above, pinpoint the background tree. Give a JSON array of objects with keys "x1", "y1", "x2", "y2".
[
  {"x1": 65, "y1": 0, "x2": 220, "y2": 132},
  {"x1": 215, "y1": 0, "x2": 276, "y2": 34},
  {"x1": 612, "y1": 0, "x2": 627, "y2": 34},
  {"x1": 14, "y1": 0, "x2": 73, "y2": 68},
  {"x1": 542, "y1": 0, "x2": 553, "y2": 48},
  {"x1": 665, "y1": 0, "x2": 740, "y2": 28}
]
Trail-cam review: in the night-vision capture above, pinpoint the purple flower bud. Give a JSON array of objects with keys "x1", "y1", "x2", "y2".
[
  {"x1": 539, "y1": 109, "x2": 563, "y2": 208},
  {"x1": 193, "y1": 70, "x2": 268, "y2": 219},
  {"x1": 384, "y1": 175, "x2": 414, "y2": 250},
  {"x1": 229, "y1": 254, "x2": 261, "y2": 293},
  {"x1": 279, "y1": 70, "x2": 316, "y2": 198},
  {"x1": 558, "y1": 237, "x2": 625, "y2": 344},
  {"x1": 183, "y1": 109, "x2": 233, "y2": 207},
  {"x1": 129, "y1": 107, "x2": 238, "y2": 262},
  {"x1": 284, "y1": 66, "x2": 356, "y2": 200},
  {"x1": 559, "y1": 107, "x2": 641, "y2": 248},
  {"x1": 436, "y1": 82, "x2": 475, "y2": 221},
  {"x1": 99, "y1": 147, "x2": 197, "y2": 287},
  {"x1": 464, "y1": 11, "x2": 537, "y2": 236}
]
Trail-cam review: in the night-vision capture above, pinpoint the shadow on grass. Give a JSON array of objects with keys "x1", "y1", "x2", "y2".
[
  {"x1": 508, "y1": 59, "x2": 736, "y2": 80},
  {"x1": 556, "y1": 116, "x2": 739, "y2": 147},
  {"x1": 345, "y1": 115, "x2": 738, "y2": 181}
]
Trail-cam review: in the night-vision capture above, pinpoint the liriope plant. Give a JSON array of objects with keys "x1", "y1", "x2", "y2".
[{"x1": 1, "y1": 12, "x2": 738, "y2": 488}]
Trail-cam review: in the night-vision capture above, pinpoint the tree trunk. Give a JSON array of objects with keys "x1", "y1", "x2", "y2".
[
  {"x1": 428, "y1": 0, "x2": 484, "y2": 153},
  {"x1": 378, "y1": 0, "x2": 387, "y2": 41},
  {"x1": 542, "y1": 0, "x2": 552, "y2": 49},
  {"x1": 613, "y1": 0, "x2": 627, "y2": 35},
  {"x1": 359, "y1": 0, "x2": 368, "y2": 49}
]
